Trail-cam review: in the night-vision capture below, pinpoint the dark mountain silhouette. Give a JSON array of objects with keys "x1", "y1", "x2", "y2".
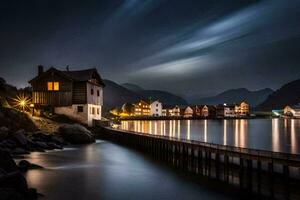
[
  {"x1": 190, "y1": 88, "x2": 274, "y2": 107},
  {"x1": 256, "y1": 79, "x2": 300, "y2": 111},
  {"x1": 103, "y1": 80, "x2": 142, "y2": 111},
  {"x1": 103, "y1": 80, "x2": 187, "y2": 111},
  {"x1": 137, "y1": 90, "x2": 188, "y2": 106},
  {"x1": 122, "y1": 83, "x2": 143, "y2": 92}
]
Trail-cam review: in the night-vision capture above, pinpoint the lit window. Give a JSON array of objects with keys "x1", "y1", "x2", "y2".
[
  {"x1": 92, "y1": 107, "x2": 95, "y2": 115},
  {"x1": 47, "y1": 82, "x2": 53, "y2": 91},
  {"x1": 54, "y1": 82, "x2": 59, "y2": 91},
  {"x1": 97, "y1": 108, "x2": 100, "y2": 115}
]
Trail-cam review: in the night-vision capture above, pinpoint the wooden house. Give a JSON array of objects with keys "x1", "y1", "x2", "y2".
[
  {"x1": 133, "y1": 100, "x2": 150, "y2": 116},
  {"x1": 150, "y1": 100, "x2": 162, "y2": 116},
  {"x1": 29, "y1": 66, "x2": 104, "y2": 126},
  {"x1": 283, "y1": 105, "x2": 300, "y2": 118}
]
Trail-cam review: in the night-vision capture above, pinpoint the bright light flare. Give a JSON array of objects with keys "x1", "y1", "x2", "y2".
[{"x1": 12, "y1": 94, "x2": 31, "y2": 111}]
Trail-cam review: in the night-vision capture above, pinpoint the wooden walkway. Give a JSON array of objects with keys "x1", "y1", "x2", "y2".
[{"x1": 101, "y1": 127, "x2": 300, "y2": 199}]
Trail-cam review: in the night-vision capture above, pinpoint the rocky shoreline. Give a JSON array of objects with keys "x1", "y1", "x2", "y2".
[{"x1": 0, "y1": 123, "x2": 96, "y2": 200}]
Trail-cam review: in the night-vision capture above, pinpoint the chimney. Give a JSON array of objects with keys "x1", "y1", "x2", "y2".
[
  {"x1": 66, "y1": 65, "x2": 70, "y2": 71},
  {"x1": 38, "y1": 65, "x2": 44, "y2": 76}
]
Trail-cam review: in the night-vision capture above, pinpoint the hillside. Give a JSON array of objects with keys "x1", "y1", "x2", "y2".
[
  {"x1": 137, "y1": 90, "x2": 187, "y2": 106},
  {"x1": 103, "y1": 80, "x2": 188, "y2": 110},
  {"x1": 256, "y1": 79, "x2": 300, "y2": 111},
  {"x1": 122, "y1": 83, "x2": 143, "y2": 92},
  {"x1": 103, "y1": 80, "x2": 142, "y2": 111},
  {"x1": 190, "y1": 88, "x2": 273, "y2": 107}
]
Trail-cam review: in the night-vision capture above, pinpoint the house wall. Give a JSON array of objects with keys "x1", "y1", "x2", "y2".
[
  {"x1": 87, "y1": 104, "x2": 102, "y2": 126},
  {"x1": 87, "y1": 82, "x2": 103, "y2": 106},
  {"x1": 54, "y1": 104, "x2": 88, "y2": 124},
  {"x1": 184, "y1": 106, "x2": 193, "y2": 118},
  {"x1": 150, "y1": 101, "x2": 162, "y2": 116}
]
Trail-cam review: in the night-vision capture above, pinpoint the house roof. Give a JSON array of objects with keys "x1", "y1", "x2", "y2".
[{"x1": 29, "y1": 67, "x2": 105, "y2": 86}]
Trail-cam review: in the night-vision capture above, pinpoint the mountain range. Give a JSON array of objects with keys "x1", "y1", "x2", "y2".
[
  {"x1": 189, "y1": 88, "x2": 274, "y2": 107},
  {"x1": 103, "y1": 80, "x2": 188, "y2": 111},
  {"x1": 256, "y1": 79, "x2": 300, "y2": 111}
]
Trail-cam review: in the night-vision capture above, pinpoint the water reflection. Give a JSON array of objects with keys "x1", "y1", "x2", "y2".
[
  {"x1": 224, "y1": 120, "x2": 227, "y2": 145},
  {"x1": 121, "y1": 119, "x2": 300, "y2": 153}
]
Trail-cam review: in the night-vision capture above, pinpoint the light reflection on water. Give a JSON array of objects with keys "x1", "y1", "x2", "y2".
[{"x1": 120, "y1": 119, "x2": 300, "y2": 154}]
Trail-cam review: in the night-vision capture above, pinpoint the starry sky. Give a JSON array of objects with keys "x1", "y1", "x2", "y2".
[{"x1": 1, "y1": 0, "x2": 300, "y2": 100}]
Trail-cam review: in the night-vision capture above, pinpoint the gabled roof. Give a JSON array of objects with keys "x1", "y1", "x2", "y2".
[{"x1": 29, "y1": 67, "x2": 105, "y2": 86}]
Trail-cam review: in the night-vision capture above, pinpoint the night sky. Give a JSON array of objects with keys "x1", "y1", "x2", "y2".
[{"x1": 1, "y1": 0, "x2": 300, "y2": 100}]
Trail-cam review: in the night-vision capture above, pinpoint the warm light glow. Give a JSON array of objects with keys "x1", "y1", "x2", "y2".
[
  {"x1": 47, "y1": 82, "x2": 53, "y2": 91},
  {"x1": 12, "y1": 94, "x2": 31, "y2": 111},
  {"x1": 54, "y1": 82, "x2": 60, "y2": 91}
]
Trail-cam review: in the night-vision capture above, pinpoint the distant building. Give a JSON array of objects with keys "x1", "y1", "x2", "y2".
[
  {"x1": 183, "y1": 106, "x2": 193, "y2": 118},
  {"x1": 217, "y1": 104, "x2": 235, "y2": 118},
  {"x1": 133, "y1": 100, "x2": 150, "y2": 116},
  {"x1": 172, "y1": 105, "x2": 181, "y2": 117},
  {"x1": 194, "y1": 105, "x2": 216, "y2": 117},
  {"x1": 28, "y1": 66, "x2": 104, "y2": 126},
  {"x1": 150, "y1": 100, "x2": 162, "y2": 116},
  {"x1": 162, "y1": 106, "x2": 173, "y2": 116},
  {"x1": 235, "y1": 101, "x2": 250, "y2": 116},
  {"x1": 283, "y1": 105, "x2": 300, "y2": 118}
]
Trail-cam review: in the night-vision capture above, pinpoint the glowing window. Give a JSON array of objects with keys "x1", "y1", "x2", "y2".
[
  {"x1": 47, "y1": 82, "x2": 53, "y2": 91},
  {"x1": 54, "y1": 82, "x2": 59, "y2": 91}
]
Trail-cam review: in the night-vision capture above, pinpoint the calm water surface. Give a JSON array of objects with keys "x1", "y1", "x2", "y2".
[
  {"x1": 23, "y1": 141, "x2": 236, "y2": 200},
  {"x1": 119, "y1": 119, "x2": 300, "y2": 154}
]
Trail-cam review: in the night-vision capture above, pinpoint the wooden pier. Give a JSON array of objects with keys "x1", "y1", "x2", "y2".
[{"x1": 101, "y1": 127, "x2": 300, "y2": 199}]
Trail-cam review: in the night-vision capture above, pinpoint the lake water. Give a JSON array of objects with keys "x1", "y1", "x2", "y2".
[
  {"x1": 119, "y1": 119, "x2": 300, "y2": 154},
  {"x1": 23, "y1": 141, "x2": 241, "y2": 200}
]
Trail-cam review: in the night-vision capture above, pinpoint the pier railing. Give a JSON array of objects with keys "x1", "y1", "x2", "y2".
[{"x1": 107, "y1": 127, "x2": 300, "y2": 166}]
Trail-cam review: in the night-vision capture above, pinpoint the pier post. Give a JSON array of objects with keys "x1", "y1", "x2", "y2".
[
  {"x1": 215, "y1": 152, "x2": 220, "y2": 180},
  {"x1": 239, "y1": 157, "x2": 244, "y2": 188},
  {"x1": 257, "y1": 160, "x2": 261, "y2": 194},
  {"x1": 246, "y1": 159, "x2": 253, "y2": 192},
  {"x1": 268, "y1": 161, "x2": 274, "y2": 198}
]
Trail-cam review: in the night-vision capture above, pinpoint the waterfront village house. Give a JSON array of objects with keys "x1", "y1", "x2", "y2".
[
  {"x1": 194, "y1": 105, "x2": 216, "y2": 117},
  {"x1": 150, "y1": 100, "x2": 162, "y2": 116},
  {"x1": 216, "y1": 104, "x2": 235, "y2": 118},
  {"x1": 133, "y1": 100, "x2": 150, "y2": 116},
  {"x1": 162, "y1": 106, "x2": 174, "y2": 116},
  {"x1": 234, "y1": 101, "x2": 250, "y2": 116},
  {"x1": 183, "y1": 106, "x2": 193, "y2": 118},
  {"x1": 283, "y1": 105, "x2": 300, "y2": 118},
  {"x1": 29, "y1": 66, "x2": 104, "y2": 127},
  {"x1": 172, "y1": 105, "x2": 183, "y2": 117}
]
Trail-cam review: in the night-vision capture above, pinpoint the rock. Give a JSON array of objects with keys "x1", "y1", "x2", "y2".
[
  {"x1": 51, "y1": 135, "x2": 66, "y2": 145},
  {"x1": 0, "y1": 150, "x2": 18, "y2": 172},
  {"x1": 11, "y1": 148, "x2": 30, "y2": 155},
  {"x1": 0, "y1": 127, "x2": 9, "y2": 141},
  {"x1": 58, "y1": 124, "x2": 95, "y2": 144},
  {"x1": 11, "y1": 130, "x2": 28, "y2": 147},
  {"x1": 0, "y1": 188, "x2": 24, "y2": 200},
  {"x1": 47, "y1": 142, "x2": 63, "y2": 150},
  {"x1": 0, "y1": 171, "x2": 29, "y2": 195},
  {"x1": 35, "y1": 141, "x2": 50, "y2": 149},
  {"x1": 18, "y1": 160, "x2": 43, "y2": 172}
]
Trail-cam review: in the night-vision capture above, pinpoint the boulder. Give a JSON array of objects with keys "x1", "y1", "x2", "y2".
[
  {"x1": 18, "y1": 160, "x2": 43, "y2": 172},
  {"x1": 0, "y1": 188, "x2": 24, "y2": 200},
  {"x1": 11, "y1": 130, "x2": 28, "y2": 147},
  {"x1": 0, "y1": 172, "x2": 28, "y2": 195},
  {"x1": 0, "y1": 127, "x2": 9, "y2": 141},
  {"x1": 0, "y1": 150, "x2": 18, "y2": 173},
  {"x1": 11, "y1": 148, "x2": 30, "y2": 155},
  {"x1": 58, "y1": 124, "x2": 95, "y2": 144}
]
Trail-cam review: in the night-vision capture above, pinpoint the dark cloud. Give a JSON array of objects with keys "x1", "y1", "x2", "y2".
[{"x1": 0, "y1": 0, "x2": 299, "y2": 100}]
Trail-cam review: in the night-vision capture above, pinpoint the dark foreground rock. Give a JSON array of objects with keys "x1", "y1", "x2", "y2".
[
  {"x1": 58, "y1": 124, "x2": 95, "y2": 144},
  {"x1": 0, "y1": 150, "x2": 38, "y2": 200},
  {"x1": 18, "y1": 160, "x2": 43, "y2": 172}
]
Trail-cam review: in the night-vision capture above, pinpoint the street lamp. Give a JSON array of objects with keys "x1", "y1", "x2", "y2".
[{"x1": 30, "y1": 103, "x2": 35, "y2": 116}]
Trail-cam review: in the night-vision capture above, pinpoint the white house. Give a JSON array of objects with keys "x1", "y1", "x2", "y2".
[
  {"x1": 29, "y1": 66, "x2": 104, "y2": 127},
  {"x1": 284, "y1": 105, "x2": 300, "y2": 118},
  {"x1": 183, "y1": 106, "x2": 193, "y2": 118},
  {"x1": 150, "y1": 100, "x2": 162, "y2": 116}
]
